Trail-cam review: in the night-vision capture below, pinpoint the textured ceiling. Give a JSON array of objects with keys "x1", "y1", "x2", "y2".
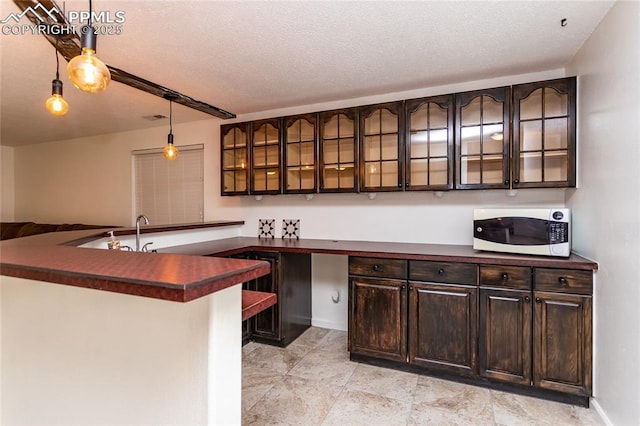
[{"x1": 0, "y1": 0, "x2": 614, "y2": 147}]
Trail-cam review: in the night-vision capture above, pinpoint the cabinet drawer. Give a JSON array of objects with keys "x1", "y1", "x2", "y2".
[
  {"x1": 349, "y1": 257, "x2": 408, "y2": 279},
  {"x1": 480, "y1": 265, "x2": 531, "y2": 290},
  {"x1": 409, "y1": 261, "x2": 477, "y2": 285},
  {"x1": 534, "y1": 268, "x2": 593, "y2": 295}
]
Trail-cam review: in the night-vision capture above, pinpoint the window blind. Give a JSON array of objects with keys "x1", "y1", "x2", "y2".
[{"x1": 133, "y1": 144, "x2": 204, "y2": 225}]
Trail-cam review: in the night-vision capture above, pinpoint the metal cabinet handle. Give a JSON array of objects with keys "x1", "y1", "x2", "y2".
[
  {"x1": 501, "y1": 273, "x2": 509, "y2": 281},
  {"x1": 524, "y1": 295, "x2": 531, "y2": 303},
  {"x1": 535, "y1": 297, "x2": 542, "y2": 303},
  {"x1": 438, "y1": 268, "x2": 445, "y2": 275},
  {"x1": 558, "y1": 277, "x2": 568, "y2": 285},
  {"x1": 373, "y1": 264, "x2": 381, "y2": 272},
  {"x1": 514, "y1": 179, "x2": 520, "y2": 184}
]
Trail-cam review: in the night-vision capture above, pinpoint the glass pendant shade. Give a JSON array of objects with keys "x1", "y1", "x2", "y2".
[
  {"x1": 67, "y1": 26, "x2": 111, "y2": 93},
  {"x1": 45, "y1": 79, "x2": 69, "y2": 116},
  {"x1": 163, "y1": 134, "x2": 179, "y2": 160}
]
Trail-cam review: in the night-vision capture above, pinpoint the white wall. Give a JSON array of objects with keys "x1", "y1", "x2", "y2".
[
  {"x1": 0, "y1": 145, "x2": 14, "y2": 221},
  {"x1": 0, "y1": 275, "x2": 241, "y2": 425},
  {"x1": 12, "y1": 118, "x2": 220, "y2": 226},
  {"x1": 566, "y1": 1, "x2": 640, "y2": 425}
]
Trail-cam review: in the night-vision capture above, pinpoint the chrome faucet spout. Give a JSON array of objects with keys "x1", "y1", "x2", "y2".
[{"x1": 135, "y1": 214, "x2": 149, "y2": 252}]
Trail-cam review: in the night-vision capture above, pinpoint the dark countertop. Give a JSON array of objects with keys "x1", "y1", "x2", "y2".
[
  {"x1": 0, "y1": 222, "x2": 270, "y2": 302},
  {"x1": 159, "y1": 237, "x2": 598, "y2": 271}
]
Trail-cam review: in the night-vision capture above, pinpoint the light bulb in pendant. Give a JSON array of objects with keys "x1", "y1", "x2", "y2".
[
  {"x1": 163, "y1": 133, "x2": 179, "y2": 160},
  {"x1": 67, "y1": 26, "x2": 111, "y2": 93},
  {"x1": 45, "y1": 79, "x2": 69, "y2": 116}
]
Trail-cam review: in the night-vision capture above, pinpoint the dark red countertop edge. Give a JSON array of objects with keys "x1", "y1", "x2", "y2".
[
  {"x1": 162, "y1": 237, "x2": 599, "y2": 271},
  {"x1": 242, "y1": 290, "x2": 277, "y2": 321},
  {"x1": 0, "y1": 262, "x2": 270, "y2": 302}
]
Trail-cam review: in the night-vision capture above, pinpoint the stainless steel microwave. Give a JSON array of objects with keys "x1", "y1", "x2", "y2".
[{"x1": 473, "y1": 208, "x2": 571, "y2": 257}]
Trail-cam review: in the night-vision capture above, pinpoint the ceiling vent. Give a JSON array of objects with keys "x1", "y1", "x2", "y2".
[{"x1": 143, "y1": 114, "x2": 167, "y2": 121}]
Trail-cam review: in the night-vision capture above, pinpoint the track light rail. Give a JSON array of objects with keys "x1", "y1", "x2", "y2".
[{"x1": 12, "y1": 0, "x2": 236, "y2": 119}]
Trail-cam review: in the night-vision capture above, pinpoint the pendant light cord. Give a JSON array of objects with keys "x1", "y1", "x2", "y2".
[
  {"x1": 88, "y1": 0, "x2": 93, "y2": 26},
  {"x1": 54, "y1": 39, "x2": 60, "y2": 80},
  {"x1": 169, "y1": 100, "x2": 173, "y2": 134}
]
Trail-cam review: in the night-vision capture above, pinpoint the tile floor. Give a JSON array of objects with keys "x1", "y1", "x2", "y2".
[{"x1": 242, "y1": 327, "x2": 603, "y2": 426}]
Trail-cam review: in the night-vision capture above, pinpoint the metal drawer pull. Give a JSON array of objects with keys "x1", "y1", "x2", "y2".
[
  {"x1": 438, "y1": 268, "x2": 445, "y2": 275},
  {"x1": 501, "y1": 273, "x2": 509, "y2": 281},
  {"x1": 558, "y1": 277, "x2": 568, "y2": 285},
  {"x1": 524, "y1": 295, "x2": 531, "y2": 303},
  {"x1": 373, "y1": 264, "x2": 381, "y2": 272}
]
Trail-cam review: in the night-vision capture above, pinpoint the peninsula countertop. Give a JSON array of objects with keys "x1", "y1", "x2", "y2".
[{"x1": 0, "y1": 223, "x2": 270, "y2": 302}]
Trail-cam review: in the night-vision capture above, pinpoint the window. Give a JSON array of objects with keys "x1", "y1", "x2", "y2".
[{"x1": 133, "y1": 144, "x2": 204, "y2": 225}]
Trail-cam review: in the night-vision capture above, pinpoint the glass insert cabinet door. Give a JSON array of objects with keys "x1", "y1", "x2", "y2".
[
  {"x1": 512, "y1": 77, "x2": 576, "y2": 188},
  {"x1": 251, "y1": 118, "x2": 281, "y2": 194},
  {"x1": 405, "y1": 94, "x2": 454, "y2": 190},
  {"x1": 221, "y1": 122, "x2": 249, "y2": 195},
  {"x1": 319, "y1": 108, "x2": 358, "y2": 192},
  {"x1": 455, "y1": 87, "x2": 510, "y2": 189},
  {"x1": 283, "y1": 113, "x2": 317, "y2": 193},
  {"x1": 359, "y1": 101, "x2": 403, "y2": 191}
]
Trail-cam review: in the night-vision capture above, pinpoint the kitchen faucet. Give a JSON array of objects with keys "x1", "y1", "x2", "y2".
[{"x1": 135, "y1": 214, "x2": 149, "y2": 252}]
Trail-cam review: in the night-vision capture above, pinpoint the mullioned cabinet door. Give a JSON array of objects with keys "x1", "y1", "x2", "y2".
[
  {"x1": 455, "y1": 87, "x2": 511, "y2": 189},
  {"x1": 512, "y1": 77, "x2": 577, "y2": 188}
]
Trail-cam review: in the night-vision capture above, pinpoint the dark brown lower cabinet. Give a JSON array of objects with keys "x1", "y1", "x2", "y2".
[
  {"x1": 479, "y1": 288, "x2": 532, "y2": 385},
  {"x1": 235, "y1": 251, "x2": 312, "y2": 347},
  {"x1": 348, "y1": 257, "x2": 594, "y2": 406},
  {"x1": 533, "y1": 291, "x2": 592, "y2": 396},
  {"x1": 409, "y1": 282, "x2": 477, "y2": 376},
  {"x1": 478, "y1": 266, "x2": 593, "y2": 398},
  {"x1": 349, "y1": 276, "x2": 407, "y2": 362}
]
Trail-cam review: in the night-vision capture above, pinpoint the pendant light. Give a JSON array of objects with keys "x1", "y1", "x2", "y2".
[
  {"x1": 67, "y1": 0, "x2": 111, "y2": 93},
  {"x1": 163, "y1": 97, "x2": 179, "y2": 160},
  {"x1": 45, "y1": 48, "x2": 69, "y2": 116}
]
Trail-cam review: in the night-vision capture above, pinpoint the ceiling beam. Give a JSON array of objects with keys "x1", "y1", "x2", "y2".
[{"x1": 11, "y1": 0, "x2": 236, "y2": 119}]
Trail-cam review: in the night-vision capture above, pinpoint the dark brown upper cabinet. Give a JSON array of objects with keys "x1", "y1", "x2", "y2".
[
  {"x1": 221, "y1": 122, "x2": 250, "y2": 196},
  {"x1": 512, "y1": 77, "x2": 576, "y2": 188},
  {"x1": 455, "y1": 87, "x2": 511, "y2": 190},
  {"x1": 405, "y1": 95, "x2": 454, "y2": 191},
  {"x1": 251, "y1": 118, "x2": 282, "y2": 195},
  {"x1": 319, "y1": 108, "x2": 359, "y2": 193},
  {"x1": 283, "y1": 114, "x2": 318, "y2": 194},
  {"x1": 358, "y1": 102, "x2": 404, "y2": 192}
]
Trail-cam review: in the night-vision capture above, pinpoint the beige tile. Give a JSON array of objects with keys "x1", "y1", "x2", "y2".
[
  {"x1": 346, "y1": 363, "x2": 418, "y2": 402},
  {"x1": 243, "y1": 342, "x2": 311, "y2": 374},
  {"x1": 491, "y1": 390, "x2": 589, "y2": 426},
  {"x1": 242, "y1": 363, "x2": 284, "y2": 413},
  {"x1": 414, "y1": 375, "x2": 494, "y2": 420},
  {"x1": 318, "y1": 329, "x2": 348, "y2": 353},
  {"x1": 242, "y1": 341, "x2": 259, "y2": 357},
  {"x1": 322, "y1": 388, "x2": 412, "y2": 425},
  {"x1": 571, "y1": 405, "x2": 605, "y2": 425},
  {"x1": 287, "y1": 348, "x2": 358, "y2": 386},
  {"x1": 243, "y1": 375, "x2": 342, "y2": 426},
  {"x1": 408, "y1": 405, "x2": 495, "y2": 426},
  {"x1": 290, "y1": 326, "x2": 331, "y2": 349}
]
